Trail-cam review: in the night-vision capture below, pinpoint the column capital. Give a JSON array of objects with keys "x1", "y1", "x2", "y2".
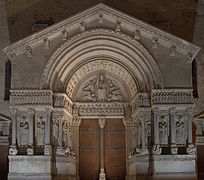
[{"x1": 99, "y1": 117, "x2": 106, "y2": 128}]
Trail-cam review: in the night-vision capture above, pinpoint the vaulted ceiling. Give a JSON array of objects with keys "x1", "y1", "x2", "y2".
[{"x1": 5, "y1": 0, "x2": 198, "y2": 42}]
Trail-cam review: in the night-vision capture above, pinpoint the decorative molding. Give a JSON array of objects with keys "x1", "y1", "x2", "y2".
[
  {"x1": 151, "y1": 89, "x2": 193, "y2": 105},
  {"x1": 75, "y1": 102, "x2": 126, "y2": 117},
  {"x1": 10, "y1": 90, "x2": 53, "y2": 106},
  {"x1": 53, "y1": 93, "x2": 73, "y2": 115},
  {"x1": 2, "y1": 3, "x2": 200, "y2": 62},
  {"x1": 67, "y1": 59, "x2": 136, "y2": 99}
]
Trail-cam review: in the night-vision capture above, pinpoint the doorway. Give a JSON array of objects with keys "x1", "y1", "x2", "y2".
[{"x1": 79, "y1": 118, "x2": 126, "y2": 179}]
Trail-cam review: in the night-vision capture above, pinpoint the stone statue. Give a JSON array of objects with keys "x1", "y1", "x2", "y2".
[
  {"x1": 136, "y1": 120, "x2": 142, "y2": 148},
  {"x1": 53, "y1": 119, "x2": 59, "y2": 146},
  {"x1": 36, "y1": 117, "x2": 45, "y2": 146},
  {"x1": 82, "y1": 74, "x2": 122, "y2": 102},
  {"x1": 175, "y1": 114, "x2": 186, "y2": 145},
  {"x1": 19, "y1": 117, "x2": 29, "y2": 146},
  {"x1": 63, "y1": 120, "x2": 72, "y2": 150},
  {"x1": 158, "y1": 115, "x2": 168, "y2": 145}
]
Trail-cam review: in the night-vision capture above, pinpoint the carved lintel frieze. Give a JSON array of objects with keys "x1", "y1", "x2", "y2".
[
  {"x1": 10, "y1": 90, "x2": 53, "y2": 106},
  {"x1": 77, "y1": 102, "x2": 125, "y2": 117},
  {"x1": 151, "y1": 89, "x2": 193, "y2": 104}
]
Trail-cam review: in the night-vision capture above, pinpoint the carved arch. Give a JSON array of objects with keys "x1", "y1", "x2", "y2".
[{"x1": 40, "y1": 29, "x2": 163, "y2": 98}]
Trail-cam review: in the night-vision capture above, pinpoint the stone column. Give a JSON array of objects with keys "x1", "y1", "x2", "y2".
[
  {"x1": 99, "y1": 117, "x2": 106, "y2": 180},
  {"x1": 72, "y1": 115, "x2": 81, "y2": 179},
  {"x1": 186, "y1": 108, "x2": 193, "y2": 144},
  {"x1": 9, "y1": 108, "x2": 18, "y2": 155},
  {"x1": 44, "y1": 108, "x2": 52, "y2": 155},
  {"x1": 27, "y1": 108, "x2": 34, "y2": 155},
  {"x1": 170, "y1": 108, "x2": 178, "y2": 154},
  {"x1": 58, "y1": 118, "x2": 63, "y2": 148}
]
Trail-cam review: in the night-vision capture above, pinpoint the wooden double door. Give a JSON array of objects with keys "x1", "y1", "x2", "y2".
[{"x1": 79, "y1": 118, "x2": 126, "y2": 180}]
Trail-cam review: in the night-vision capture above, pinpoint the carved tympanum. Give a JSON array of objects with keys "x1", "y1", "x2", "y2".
[{"x1": 81, "y1": 74, "x2": 123, "y2": 102}]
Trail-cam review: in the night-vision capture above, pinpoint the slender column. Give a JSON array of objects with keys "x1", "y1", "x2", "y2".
[
  {"x1": 99, "y1": 117, "x2": 106, "y2": 180},
  {"x1": 11, "y1": 108, "x2": 18, "y2": 146},
  {"x1": 27, "y1": 108, "x2": 34, "y2": 155},
  {"x1": 9, "y1": 108, "x2": 18, "y2": 155},
  {"x1": 44, "y1": 108, "x2": 52, "y2": 155},
  {"x1": 28, "y1": 108, "x2": 34, "y2": 145},
  {"x1": 72, "y1": 115, "x2": 81, "y2": 180},
  {"x1": 58, "y1": 118, "x2": 63, "y2": 147},
  {"x1": 187, "y1": 107, "x2": 193, "y2": 144}
]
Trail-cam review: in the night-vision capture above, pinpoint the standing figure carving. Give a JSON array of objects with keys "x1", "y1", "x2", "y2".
[
  {"x1": 36, "y1": 116, "x2": 45, "y2": 146},
  {"x1": 19, "y1": 116, "x2": 29, "y2": 146},
  {"x1": 175, "y1": 114, "x2": 186, "y2": 145},
  {"x1": 136, "y1": 120, "x2": 142, "y2": 148},
  {"x1": 63, "y1": 120, "x2": 72, "y2": 150},
  {"x1": 158, "y1": 115, "x2": 168, "y2": 145},
  {"x1": 53, "y1": 119, "x2": 59, "y2": 146}
]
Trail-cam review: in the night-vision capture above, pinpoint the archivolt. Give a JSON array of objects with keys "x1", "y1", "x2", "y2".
[{"x1": 40, "y1": 29, "x2": 163, "y2": 98}]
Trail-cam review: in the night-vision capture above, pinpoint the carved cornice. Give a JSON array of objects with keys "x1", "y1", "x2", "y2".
[
  {"x1": 10, "y1": 90, "x2": 53, "y2": 106},
  {"x1": 151, "y1": 89, "x2": 193, "y2": 105},
  {"x1": 75, "y1": 102, "x2": 127, "y2": 117},
  {"x1": 53, "y1": 93, "x2": 73, "y2": 115},
  {"x1": 3, "y1": 4, "x2": 200, "y2": 62}
]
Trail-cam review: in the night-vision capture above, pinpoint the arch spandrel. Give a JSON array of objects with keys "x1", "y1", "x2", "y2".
[{"x1": 40, "y1": 29, "x2": 164, "y2": 98}]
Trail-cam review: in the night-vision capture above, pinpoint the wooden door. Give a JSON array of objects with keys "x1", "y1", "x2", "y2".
[
  {"x1": 79, "y1": 119, "x2": 100, "y2": 180},
  {"x1": 79, "y1": 118, "x2": 126, "y2": 180},
  {"x1": 105, "y1": 118, "x2": 126, "y2": 180}
]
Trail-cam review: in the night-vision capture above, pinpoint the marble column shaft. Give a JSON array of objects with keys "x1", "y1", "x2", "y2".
[
  {"x1": 28, "y1": 108, "x2": 34, "y2": 145},
  {"x1": 45, "y1": 109, "x2": 52, "y2": 145},
  {"x1": 11, "y1": 108, "x2": 17, "y2": 146}
]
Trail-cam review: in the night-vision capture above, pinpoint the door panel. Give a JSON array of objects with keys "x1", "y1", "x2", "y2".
[
  {"x1": 105, "y1": 119, "x2": 126, "y2": 180},
  {"x1": 79, "y1": 118, "x2": 126, "y2": 180},
  {"x1": 79, "y1": 119, "x2": 100, "y2": 180}
]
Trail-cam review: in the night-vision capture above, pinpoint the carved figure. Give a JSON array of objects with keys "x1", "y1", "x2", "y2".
[
  {"x1": 82, "y1": 74, "x2": 122, "y2": 102},
  {"x1": 158, "y1": 115, "x2": 168, "y2": 145},
  {"x1": 36, "y1": 117, "x2": 45, "y2": 146},
  {"x1": 53, "y1": 119, "x2": 59, "y2": 145},
  {"x1": 63, "y1": 120, "x2": 72, "y2": 150},
  {"x1": 175, "y1": 114, "x2": 186, "y2": 145},
  {"x1": 136, "y1": 121, "x2": 142, "y2": 148},
  {"x1": 19, "y1": 117, "x2": 29, "y2": 146}
]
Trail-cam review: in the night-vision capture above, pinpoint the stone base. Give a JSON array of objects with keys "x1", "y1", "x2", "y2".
[
  {"x1": 153, "y1": 154, "x2": 197, "y2": 180},
  {"x1": 128, "y1": 154, "x2": 150, "y2": 176},
  {"x1": 8, "y1": 155, "x2": 52, "y2": 180},
  {"x1": 53, "y1": 156, "x2": 77, "y2": 177}
]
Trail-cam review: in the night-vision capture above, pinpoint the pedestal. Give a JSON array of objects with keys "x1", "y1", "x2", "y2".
[
  {"x1": 8, "y1": 155, "x2": 52, "y2": 180},
  {"x1": 53, "y1": 156, "x2": 77, "y2": 180},
  {"x1": 153, "y1": 154, "x2": 197, "y2": 180}
]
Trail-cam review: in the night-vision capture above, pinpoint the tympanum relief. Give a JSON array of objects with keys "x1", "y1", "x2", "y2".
[{"x1": 79, "y1": 74, "x2": 123, "y2": 102}]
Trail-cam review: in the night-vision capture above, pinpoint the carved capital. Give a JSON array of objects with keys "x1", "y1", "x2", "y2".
[{"x1": 99, "y1": 118, "x2": 106, "y2": 128}]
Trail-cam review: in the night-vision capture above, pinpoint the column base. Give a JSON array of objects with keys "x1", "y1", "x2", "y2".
[{"x1": 99, "y1": 169, "x2": 106, "y2": 180}]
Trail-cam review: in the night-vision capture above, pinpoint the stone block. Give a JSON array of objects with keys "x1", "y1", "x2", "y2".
[{"x1": 153, "y1": 154, "x2": 197, "y2": 180}]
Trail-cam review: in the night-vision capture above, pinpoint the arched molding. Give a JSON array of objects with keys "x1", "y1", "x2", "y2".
[{"x1": 40, "y1": 29, "x2": 164, "y2": 98}]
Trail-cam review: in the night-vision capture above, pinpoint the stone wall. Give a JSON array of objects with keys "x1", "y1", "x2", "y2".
[{"x1": 5, "y1": 0, "x2": 197, "y2": 42}]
